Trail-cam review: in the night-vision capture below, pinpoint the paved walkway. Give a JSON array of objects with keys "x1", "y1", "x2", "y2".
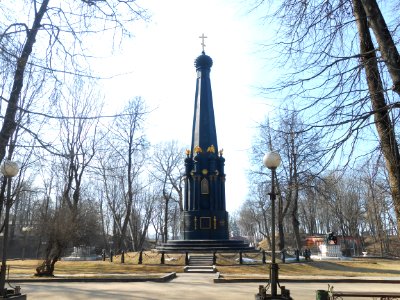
[{"x1": 15, "y1": 273, "x2": 400, "y2": 300}]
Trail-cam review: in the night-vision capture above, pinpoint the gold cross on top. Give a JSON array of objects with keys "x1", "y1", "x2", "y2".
[{"x1": 199, "y1": 33, "x2": 207, "y2": 52}]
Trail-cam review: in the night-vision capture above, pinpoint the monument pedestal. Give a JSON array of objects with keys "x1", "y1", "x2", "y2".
[
  {"x1": 157, "y1": 239, "x2": 253, "y2": 252},
  {"x1": 181, "y1": 210, "x2": 229, "y2": 240}
]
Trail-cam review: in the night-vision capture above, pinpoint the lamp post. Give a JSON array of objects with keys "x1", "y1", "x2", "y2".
[
  {"x1": 0, "y1": 160, "x2": 19, "y2": 297},
  {"x1": 256, "y1": 152, "x2": 292, "y2": 300},
  {"x1": 21, "y1": 226, "x2": 33, "y2": 260}
]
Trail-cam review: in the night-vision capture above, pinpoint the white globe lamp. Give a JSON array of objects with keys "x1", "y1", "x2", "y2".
[
  {"x1": 263, "y1": 151, "x2": 282, "y2": 170},
  {"x1": 0, "y1": 160, "x2": 19, "y2": 178}
]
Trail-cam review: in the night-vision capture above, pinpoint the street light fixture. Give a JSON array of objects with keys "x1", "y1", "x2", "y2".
[
  {"x1": 0, "y1": 160, "x2": 20, "y2": 297},
  {"x1": 0, "y1": 161, "x2": 19, "y2": 178},
  {"x1": 256, "y1": 151, "x2": 292, "y2": 300},
  {"x1": 263, "y1": 151, "x2": 282, "y2": 170}
]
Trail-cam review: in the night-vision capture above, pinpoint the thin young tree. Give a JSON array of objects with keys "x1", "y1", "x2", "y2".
[
  {"x1": 98, "y1": 97, "x2": 148, "y2": 251},
  {"x1": 35, "y1": 80, "x2": 101, "y2": 276},
  {"x1": 150, "y1": 140, "x2": 185, "y2": 243},
  {"x1": 250, "y1": 110, "x2": 323, "y2": 250}
]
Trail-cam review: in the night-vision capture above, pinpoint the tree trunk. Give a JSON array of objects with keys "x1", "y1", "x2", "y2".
[
  {"x1": 35, "y1": 239, "x2": 62, "y2": 277},
  {"x1": 361, "y1": 0, "x2": 400, "y2": 94},
  {"x1": 261, "y1": 206, "x2": 271, "y2": 248},
  {"x1": 278, "y1": 195, "x2": 285, "y2": 251},
  {"x1": 291, "y1": 135, "x2": 302, "y2": 249},
  {"x1": 0, "y1": 0, "x2": 49, "y2": 164},
  {"x1": 291, "y1": 204, "x2": 301, "y2": 249},
  {"x1": 163, "y1": 198, "x2": 169, "y2": 243},
  {"x1": 353, "y1": 0, "x2": 400, "y2": 234}
]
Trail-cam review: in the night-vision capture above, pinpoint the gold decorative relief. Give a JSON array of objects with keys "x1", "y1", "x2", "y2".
[
  {"x1": 194, "y1": 145, "x2": 202, "y2": 154},
  {"x1": 207, "y1": 145, "x2": 215, "y2": 153}
]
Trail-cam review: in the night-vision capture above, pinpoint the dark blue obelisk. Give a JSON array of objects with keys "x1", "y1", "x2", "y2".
[
  {"x1": 157, "y1": 42, "x2": 253, "y2": 251},
  {"x1": 180, "y1": 50, "x2": 229, "y2": 240}
]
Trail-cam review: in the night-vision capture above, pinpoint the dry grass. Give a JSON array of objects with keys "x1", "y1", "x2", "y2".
[
  {"x1": 112, "y1": 251, "x2": 186, "y2": 265},
  {"x1": 5, "y1": 251, "x2": 186, "y2": 277},
  {"x1": 217, "y1": 259, "x2": 400, "y2": 279},
  {"x1": 6, "y1": 259, "x2": 182, "y2": 277},
  {"x1": 5, "y1": 257, "x2": 400, "y2": 279}
]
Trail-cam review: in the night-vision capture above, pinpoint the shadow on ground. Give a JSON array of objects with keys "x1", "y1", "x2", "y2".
[{"x1": 308, "y1": 261, "x2": 400, "y2": 275}]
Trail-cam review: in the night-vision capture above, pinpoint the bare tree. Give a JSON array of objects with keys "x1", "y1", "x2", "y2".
[
  {"x1": 237, "y1": 193, "x2": 268, "y2": 247},
  {"x1": 0, "y1": 0, "x2": 147, "y2": 167},
  {"x1": 97, "y1": 97, "x2": 148, "y2": 251},
  {"x1": 35, "y1": 81, "x2": 101, "y2": 276},
  {"x1": 250, "y1": 0, "x2": 400, "y2": 231},
  {"x1": 359, "y1": 155, "x2": 394, "y2": 255},
  {"x1": 127, "y1": 187, "x2": 156, "y2": 250},
  {"x1": 150, "y1": 191, "x2": 165, "y2": 246},
  {"x1": 150, "y1": 140, "x2": 185, "y2": 243},
  {"x1": 318, "y1": 172, "x2": 364, "y2": 238},
  {"x1": 249, "y1": 110, "x2": 323, "y2": 250},
  {"x1": 298, "y1": 177, "x2": 327, "y2": 236}
]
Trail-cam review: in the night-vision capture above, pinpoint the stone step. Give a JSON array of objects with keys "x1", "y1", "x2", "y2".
[
  {"x1": 189, "y1": 255, "x2": 214, "y2": 266},
  {"x1": 189, "y1": 261, "x2": 212, "y2": 264},
  {"x1": 189, "y1": 255, "x2": 213, "y2": 258},
  {"x1": 185, "y1": 269, "x2": 215, "y2": 273},
  {"x1": 189, "y1": 260, "x2": 213, "y2": 263},
  {"x1": 189, "y1": 258, "x2": 214, "y2": 261},
  {"x1": 184, "y1": 266, "x2": 216, "y2": 273},
  {"x1": 186, "y1": 265, "x2": 214, "y2": 269},
  {"x1": 189, "y1": 259, "x2": 213, "y2": 262}
]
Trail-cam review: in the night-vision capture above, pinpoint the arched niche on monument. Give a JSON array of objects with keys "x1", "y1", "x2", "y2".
[{"x1": 201, "y1": 178, "x2": 209, "y2": 194}]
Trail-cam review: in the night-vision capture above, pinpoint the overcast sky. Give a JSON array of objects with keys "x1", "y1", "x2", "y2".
[{"x1": 98, "y1": 0, "x2": 275, "y2": 212}]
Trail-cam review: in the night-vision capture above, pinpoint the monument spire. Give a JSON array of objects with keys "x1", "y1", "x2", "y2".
[{"x1": 191, "y1": 48, "x2": 218, "y2": 155}]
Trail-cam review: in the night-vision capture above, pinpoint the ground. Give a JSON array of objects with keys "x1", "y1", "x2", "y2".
[
  {"x1": 4, "y1": 257, "x2": 400, "y2": 299},
  {"x1": 17, "y1": 275, "x2": 400, "y2": 300},
  {"x1": 5, "y1": 257, "x2": 400, "y2": 279}
]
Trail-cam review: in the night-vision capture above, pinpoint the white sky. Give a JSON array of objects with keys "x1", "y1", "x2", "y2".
[{"x1": 99, "y1": 0, "x2": 275, "y2": 212}]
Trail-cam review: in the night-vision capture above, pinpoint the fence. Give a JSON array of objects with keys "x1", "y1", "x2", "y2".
[{"x1": 103, "y1": 249, "x2": 310, "y2": 265}]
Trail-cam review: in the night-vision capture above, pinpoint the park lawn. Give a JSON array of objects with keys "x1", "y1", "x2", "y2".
[
  {"x1": 6, "y1": 260, "x2": 182, "y2": 277},
  {"x1": 5, "y1": 258, "x2": 400, "y2": 279},
  {"x1": 217, "y1": 259, "x2": 400, "y2": 279}
]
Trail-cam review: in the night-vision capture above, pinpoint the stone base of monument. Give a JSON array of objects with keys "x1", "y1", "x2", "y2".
[{"x1": 156, "y1": 239, "x2": 255, "y2": 252}]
